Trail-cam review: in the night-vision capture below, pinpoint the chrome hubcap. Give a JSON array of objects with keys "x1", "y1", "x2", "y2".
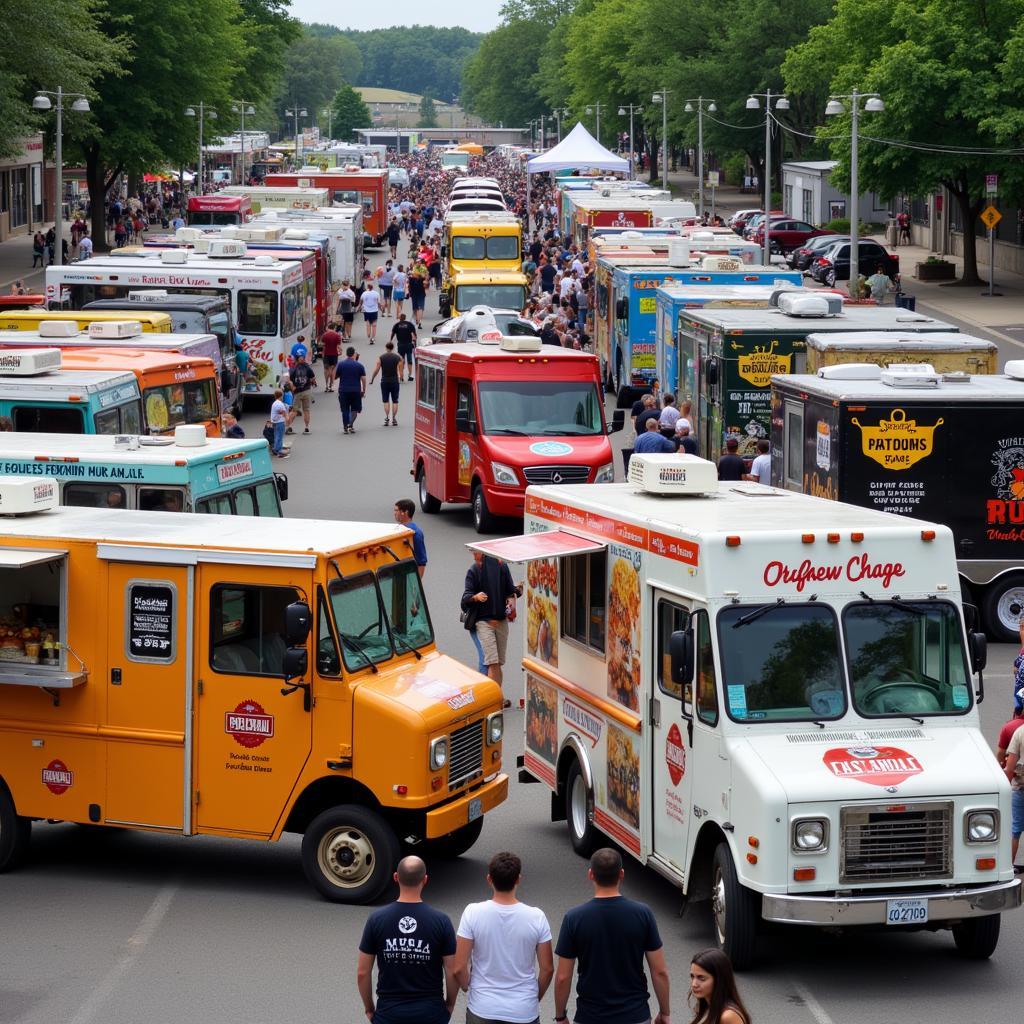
[
  {"x1": 712, "y1": 867, "x2": 727, "y2": 945},
  {"x1": 996, "y1": 588, "x2": 1024, "y2": 632},
  {"x1": 570, "y1": 775, "x2": 588, "y2": 839}
]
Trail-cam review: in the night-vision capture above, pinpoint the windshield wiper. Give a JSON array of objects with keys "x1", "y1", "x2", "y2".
[
  {"x1": 488, "y1": 428, "x2": 529, "y2": 436},
  {"x1": 543, "y1": 427, "x2": 599, "y2": 435},
  {"x1": 889, "y1": 596, "x2": 928, "y2": 615},
  {"x1": 731, "y1": 598, "x2": 787, "y2": 628},
  {"x1": 884, "y1": 710, "x2": 926, "y2": 725},
  {"x1": 390, "y1": 629, "x2": 423, "y2": 660},
  {"x1": 341, "y1": 635, "x2": 379, "y2": 673}
]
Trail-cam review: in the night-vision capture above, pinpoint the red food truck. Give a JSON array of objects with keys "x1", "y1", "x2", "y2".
[
  {"x1": 411, "y1": 337, "x2": 623, "y2": 532},
  {"x1": 186, "y1": 195, "x2": 254, "y2": 226},
  {"x1": 265, "y1": 169, "x2": 389, "y2": 245}
]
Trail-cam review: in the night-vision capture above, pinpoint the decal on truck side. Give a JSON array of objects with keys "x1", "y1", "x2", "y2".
[
  {"x1": 225, "y1": 699, "x2": 275, "y2": 748},
  {"x1": 42, "y1": 759, "x2": 73, "y2": 795},
  {"x1": 852, "y1": 409, "x2": 943, "y2": 470}
]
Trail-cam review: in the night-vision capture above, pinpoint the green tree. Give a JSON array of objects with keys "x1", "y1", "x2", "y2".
[
  {"x1": 234, "y1": 0, "x2": 301, "y2": 100},
  {"x1": 418, "y1": 94, "x2": 439, "y2": 129},
  {"x1": 784, "y1": 0, "x2": 1024, "y2": 285},
  {"x1": 330, "y1": 84, "x2": 371, "y2": 142},
  {"x1": 277, "y1": 29, "x2": 363, "y2": 122},
  {"x1": 0, "y1": 0, "x2": 120, "y2": 159}
]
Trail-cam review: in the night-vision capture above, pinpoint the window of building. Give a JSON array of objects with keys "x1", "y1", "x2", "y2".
[
  {"x1": 64, "y1": 483, "x2": 127, "y2": 509},
  {"x1": 562, "y1": 550, "x2": 606, "y2": 654},
  {"x1": 210, "y1": 583, "x2": 299, "y2": 676},
  {"x1": 802, "y1": 188, "x2": 814, "y2": 224},
  {"x1": 237, "y1": 290, "x2": 277, "y2": 335},
  {"x1": 783, "y1": 184, "x2": 794, "y2": 217},
  {"x1": 10, "y1": 168, "x2": 27, "y2": 228}
]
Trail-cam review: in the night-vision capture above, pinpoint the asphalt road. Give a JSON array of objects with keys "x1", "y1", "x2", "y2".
[{"x1": 1, "y1": 247, "x2": 1022, "y2": 1024}]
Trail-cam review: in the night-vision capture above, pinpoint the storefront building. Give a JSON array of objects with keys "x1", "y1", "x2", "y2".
[{"x1": 0, "y1": 134, "x2": 45, "y2": 242}]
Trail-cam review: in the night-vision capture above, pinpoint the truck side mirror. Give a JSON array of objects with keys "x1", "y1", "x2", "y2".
[
  {"x1": 669, "y1": 628, "x2": 694, "y2": 690},
  {"x1": 609, "y1": 409, "x2": 625, "y2": 434},
  {"x1": 969, "y1": 631, "x2": 987, "y2": 674},
  {"x1": 455, "y1": 410, "x2": 474, "y2": 434},
  {"x1": 282, "y1": 646, "x2": 308, "y2": 680},
  {"x1": 285, "y1": 601, "x2": 311, "y2": 646},
  {"x1": 615, "y1": 298, "x2": 628, "y2": 322},
  {"x1": 706, "y1": 357, "x2": 719, "y2": 388},
  {"x1": 275, "y1": 472, "x2": 289, "y2": 502},
  {"x1": 962, "y1": 601, "x2": 979, "y2": 632}
]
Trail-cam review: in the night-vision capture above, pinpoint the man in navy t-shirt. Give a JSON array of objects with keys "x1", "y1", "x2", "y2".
[
  {"x1": 357, "y1": 856, "x2": 457, "y2": 1024},
  {"x1": 393, "y1": 498, "x2": 427, "y2": 576},
  {"x1": 336, "y1": 346, "x2": 366, "y2": 434},
  {"x1": 554, "y1": 848, "x2": 670, "y2": 1024}
]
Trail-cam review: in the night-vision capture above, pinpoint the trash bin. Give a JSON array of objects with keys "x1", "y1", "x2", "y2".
[
  {"x1": 886, "y1": 218, "x2": 898, "y2": 246},
  {"x1": 894, "y1": 293, "x2": 917, "y2": 311}
]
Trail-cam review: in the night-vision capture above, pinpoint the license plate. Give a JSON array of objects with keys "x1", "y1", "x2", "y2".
[
  {"x1": 886, "y1": 898, "x2": 928, "y2": 925},
  {"x1": 468, "y1": 798, "x2": 482, "y2": 823}
]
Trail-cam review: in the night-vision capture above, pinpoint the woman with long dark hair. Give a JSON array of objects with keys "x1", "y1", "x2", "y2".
[{"x1": 688, "y1": 948, "x2": 751, "y2": 1024}]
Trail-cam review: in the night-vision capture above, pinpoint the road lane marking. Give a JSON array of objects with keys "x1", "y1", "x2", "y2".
[
  {"x1": 792, "y1": 981, "x2": 837, "y2": 1024},
  {"x1": 67, "y1": 881, "x2": 178, "y2": 1024}
]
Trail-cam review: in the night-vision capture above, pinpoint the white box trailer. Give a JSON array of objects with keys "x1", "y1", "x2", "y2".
[{"x1": 473, "y1": 455, "x2": 1020, "y2": 967}]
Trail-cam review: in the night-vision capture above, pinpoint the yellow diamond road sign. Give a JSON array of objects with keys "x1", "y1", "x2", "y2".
[{"x1": 980, "y1": 205, "x2": 1002, "y2": 230}]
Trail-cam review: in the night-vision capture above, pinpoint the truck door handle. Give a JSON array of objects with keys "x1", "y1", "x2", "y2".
[{"x1": 111, "y1": 668, "x2": 122, "y2": 686}]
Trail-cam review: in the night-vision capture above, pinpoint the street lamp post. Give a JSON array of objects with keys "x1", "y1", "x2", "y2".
[
  {"x1": 585, "y1": 102, "x2": 606, "y2": 145},
  {"x1": 33, "y1": 87, "x2": 90, "y2": 267},
  {"x1": 651, "y1": 89, "x2": 670, "y2": 190},
  {"x1": 232, "y1": 101, "x2": 256, "y2": 185},
  {"x1": 552, "y1": 107, "x2": 569, "y2": 143},
  {"x1": 826, "y1": 90, "x2": 885, "y2": 297},
  {"x1": 684, "y1": 97, "x2": 717, "y2": 222},
  {"x1": 617, "y1": 104, "x2": 643, "y2": 180},
  {"x1": 184, "y1": 102, "x2": 217, "y2": 196},
  {"x1": 320, "y1": 106, "x2": 332, "y2": 141},
  {"x1": 746, "y1": 90, "x2": 790, "y2": 266},
  {"x1": 539, "y1": 114, "x2": 546, "y2": 151},
  {"x1": 286, "y1": 106, "x2": 308, "y2": 167}
]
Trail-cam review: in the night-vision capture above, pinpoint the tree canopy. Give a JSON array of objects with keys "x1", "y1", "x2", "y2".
[
  {"x1": 275, "y1": 28, "x2": 363, "y2": 125},
  {"x1": 330, "y1": 85, "x2": 372, "y2": 142},
  {"x1": 418, "y1": 95, "x2": 439, "y2": 129}
]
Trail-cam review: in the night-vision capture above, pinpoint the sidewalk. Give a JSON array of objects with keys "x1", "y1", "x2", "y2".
[{"x1": 0, "y1": 234, "x2": 47, "y2": 294}]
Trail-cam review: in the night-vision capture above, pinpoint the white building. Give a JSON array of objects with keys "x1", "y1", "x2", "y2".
[{"x1": 781, "y1": 160, "x2": 890, "y2": 227}]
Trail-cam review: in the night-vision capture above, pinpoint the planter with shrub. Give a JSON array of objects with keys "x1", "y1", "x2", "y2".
[{"x1": 915, "y1": 257, "x2": 955, "y2": 281}]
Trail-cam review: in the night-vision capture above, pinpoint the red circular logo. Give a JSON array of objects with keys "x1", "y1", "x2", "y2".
[
  {"x1": 41, "y1": 758, "x2": 73, "y2": 795},
  {"x1": 666, "y1": 723, "x2": 686, "y2": 786},
  {"x1": 823, "y1": 746, "x2": 923, "y2": 787},
  {"x1": 225, "y1": 699, "x2": 275, "y2": 749}
]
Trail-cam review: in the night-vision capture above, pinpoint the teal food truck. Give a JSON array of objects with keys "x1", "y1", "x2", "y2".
[
  {"x1": 678, "y1": 292, "x2": 956, "y2": 463},
  {"x1": 0, "y1": 429, "x2": 286, "y2": 514}
]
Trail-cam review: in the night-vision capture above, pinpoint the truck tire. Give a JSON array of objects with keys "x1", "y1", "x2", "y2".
[
  {"x1": 301, "y1": 805, "x2": 399, "y2": 904},
  {"x1": 982, "y1": 572, "x2": 1024, "y2": 642},
  {"x1": 417, "y1": 465, "x2": 441, "y2": 514},
  {"x1": 423, "y1": 817, "x2": 484, "y2": 859},
  {"x1": 711, "y1": 842, "x2": 760, "y2": 970},
  {"x1": 565, "y1": 760, "x2": 600, "y2": 857},
  {"x1": 472, "y1": 484, "x2": 498, "y2": 534},
  {"x1": 952, "y1": 914, "x2": 1001, "y2": 959},
  {"x1": 439, "y1": 296, "x2": 451, "y2": 319},
  {"x1": 0, "y1": 785, "x2": 31, "y2": 873}
]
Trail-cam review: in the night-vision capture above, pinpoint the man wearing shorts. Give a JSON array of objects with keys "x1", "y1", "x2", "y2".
[
  {"x1": 391, "y1": 314, "x2": 417, "y2": 382},
  {"x1": 337, "y1": 347, "x2": 366, "y2": 434},
  {"x1": 357, "y1": 281, "x2": 380, "y2": 344},
  {"x1": 462, "y1": 551, "x2": 517, "y2": 695},
  {"x1": 320, "y1": 325, "x2": 341, "y2": 392},
  {"x1": 392, "y1": 265, "x2": 408, "y2": 319},
  {"x1": 408, "y1": 264, "x2": 428, "y2": 329},
  {"x1": 379, "y1": 260, "x2": 396, "y2": 316},
  {"x1": 370, "y1": 341, "x2": 403, "y2": 426},
  {"x1": 335, "y1": 280, "x2": 356, "y2": 340},
  {"x1": 289, "y1": 351, "x2": 316, "y2": 434}
]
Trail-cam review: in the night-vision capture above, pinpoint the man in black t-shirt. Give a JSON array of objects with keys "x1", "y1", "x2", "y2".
[
  {"x1": 288, "y1": 352, "x2": 316, "y2": 434},
  {"x1": 370, "y1": 342, "x2": 404, "y2": 426},
  {"x1": 357, "y1": 856, "x2": 457, "y2": 1024},
  {"x1": 554, "y1": 848, "x2": 670, "y2": 1024},
  {"x1": 390, "y1": 314, "x2": 417, "y2": 381},
  {"x1": 717, "y1": 436, "x2": 747, "y2": 481}
]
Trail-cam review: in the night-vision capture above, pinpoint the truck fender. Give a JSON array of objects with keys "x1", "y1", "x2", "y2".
[
  {"x1": 551, "y1": 734, "x2": 594, "y2": 822},
  {"x1": 685, "y1": 821, "x2": 728, "y2": 900}
]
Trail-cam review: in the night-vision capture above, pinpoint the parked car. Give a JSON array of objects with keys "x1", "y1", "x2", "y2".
[
  {"x1": 788, "y1": 234, "x2": 851, "y2": 271},
  {"x1": 750, "y1": 218, "x2": 837, "y2": 254},
  {"x1": 729, "y1": 208, "x2": 762, "y2": 234},
  {"x1": 809, "y1": 239, "x2": 900, "y2": 286},
  {"x1": 430, "y1": 306, "x2": 539, "y2": 343},
  {"x1": 742, "y1": 210, "x2": 783, "y2": 240}
]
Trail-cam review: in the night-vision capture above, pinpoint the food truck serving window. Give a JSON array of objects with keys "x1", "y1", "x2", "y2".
[
  {"x1": 563, "y1": 550, "x2": 607, "y2": 654},
  {"x1": 0, "y1": 551, "x2": 66, "y2": 673},
  {"x1": 237, "y1": 291, "x2": 278, "y2": 335},
  {"x1": 843, "y1": 601, "x2": 971, "y2": 718},
  {"x1": 210, "y1": 584, "x2": 299, "y2": 676},
  {"x1": 717, "y1": 603, "x2": 845, "y2": 722}
]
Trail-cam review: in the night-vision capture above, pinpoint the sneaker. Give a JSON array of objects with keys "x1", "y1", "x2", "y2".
[
  {"x1": 285, "y1": 427, "x2": 294, "y2": 435},
  {"x1": 384, "y1": 417, "x2": 390, "y2": 426},
  {"x1": 391, "y1": 419, "x2": 398, "y2": 427},
  {"x1": 303, "y1": 428, "x2": 310, "y2": 434}
]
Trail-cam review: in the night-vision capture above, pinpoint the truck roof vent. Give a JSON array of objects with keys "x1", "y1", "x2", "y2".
[
  {"x1": 775, "y1": 292, "x2": 841, "y2": 317},
  {"x1": 174, "y1": 424, "x2": 208, "y2": 447},
  {"x1": 175, "y1": 227, "x2": 205, "y2": 244},
  {"x1": 0, "y1": 476, "x2": 59, "y2": 514},
  {"x1": 253, "y1": 254, "x2": 275, "y2": 267},
  {"x1": 701, "y1": 256, "x2": 741, "y2": 271},
  {"x1": 628, "y1": 453, "x2": 719, "y2": 496},
  {"x1": 129, "y1": 290, "x2": 169, "y2": 301},
  {"x1": 818, "y1": 363, "x2": 881, "y2": 380},
  {"x1": 0, "y1": 348, "x2": 62, "y2": 375},
  {"x1": 87, "y1": 320, "x2": 143, "y2": 339},
  {"x1": 1004, "y1": 360, "x2": 1024, "y2": 381},
  {"x1": 668, "y1": 239, "x2": 691, "y2": 267},
  {"x1": 880, "y1": 363, "x2": 940, "y2": 388},
  {"x1": 37, "y1": 320, "x2": 81, "y2": 338},
  {"x1": 499, "y1": 336, "x2": 541, "y2": 353},
  {"x1": 282, "y1": 229, "x2": 309, "y2": 240},
  {"x1": 159, "y1": 249, "x2": 189, "y2": 265},
  {"x1": 192, "y1": 237, "x2": 211, "y2": 253},
  {"x1": 207, "y1": 239, "x2": 248, "y2": 258}
]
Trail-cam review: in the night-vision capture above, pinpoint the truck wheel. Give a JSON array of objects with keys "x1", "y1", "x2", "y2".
[
  {"x1": 439, "y1": 298, "x2": 451, "y2": 319},
  {"x1": 982, "y1": 572, "x2": 1024, "y2": 642},
  {"x1": 0, "y1": 785, "x2": 31, "y2": 873},
  {"x1": 417, "y1": 466, "x2": 441, "y2": 514},
  {"x1": 472, "y1": 485, "x2": 498, "y2": 534},
  {"x1": 301, "y1": 805, "x2": 399, "y2": 904},
  {"x1": 952, "y1": 915, "x2": 1001, "y2": 959},
  {"x1": 565, "y1": 760, "x2": 599, "y2": 857},
  {"x1": 711, "y1": 842, "x2": 759, "y2": 970},
  {"x1": 424, "y1": 817, "x2": 484, "y2": 859}
]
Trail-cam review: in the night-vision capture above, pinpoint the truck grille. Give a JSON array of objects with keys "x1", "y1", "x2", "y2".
[
  {"x1": 840, "y1": 802, "x2": 953, "y2": 884},
  {"x1": 448, "y1": 720, "x2": 483, "y2": 789},
  {"x1": 523, "y1": 465, "x2": 591, "y2": 485}
]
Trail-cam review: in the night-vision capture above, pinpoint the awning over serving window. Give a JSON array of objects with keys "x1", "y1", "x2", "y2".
[
  {"x1": 0, "y1": 548, "x2": 67, "y2": 569},
  {"x1": 467, "y1": 530, "x2": 604, "y2": 563}
]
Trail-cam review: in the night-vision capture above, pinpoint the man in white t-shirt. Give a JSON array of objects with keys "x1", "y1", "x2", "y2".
[
  {"x1": 356, "y1": 282, "x2": 380, "y2": 344},
  {"x1": 745, "y1": 437, "x2": 772, "y2": 484},
  {"x1": 454, "y1": 851, "x2": 553, "y2": 1024}
]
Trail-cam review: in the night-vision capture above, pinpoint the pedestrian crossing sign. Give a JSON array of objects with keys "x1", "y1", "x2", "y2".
[{"x1": 980, "y1": 205, "x2": 1002, "y2": 230}]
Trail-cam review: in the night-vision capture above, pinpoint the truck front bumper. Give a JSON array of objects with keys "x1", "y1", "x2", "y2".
[
  {"x1": 762, "y1": 877, "x2": 1021, "y2": 927},
  {"x1": 425, "y1": 773, "x2": 508, "y2": 839}
]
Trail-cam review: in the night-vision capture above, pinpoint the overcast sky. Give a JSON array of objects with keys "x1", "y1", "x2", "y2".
[{"x1": 287, "y1": 0, "x2": 504, "y2": 33}]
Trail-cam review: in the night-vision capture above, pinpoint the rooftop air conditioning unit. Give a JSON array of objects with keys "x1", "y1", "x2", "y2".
[
  {"x1": 253, "y1": 255, "x2": 275, "y2": 267},
  {"x1": 880, "y1": 363, "x2": 940, "y2": 388},
  {"x1": 1004, "y1": 360, "x2": 1024, "y2": 381},
  {"x1": 0, "y1": 349, "x2": 62, "y2": 375},
  {"x1": 37, "y1": 320, "x2": 80, "y2": 338},
  {"x1": 775, "y1": 292, "x2": 841, "y2": 317},
  {"x1": 818, "y1": 363, "x2": 881, "y2": 380},
  {"x1": 627, "y1": 454, "x2": 719, "y2": 496},
  {"x1": 193, "y1": 237, "x2": 211, "y2": 253},
  {"x1": 499, "y1": 336, "x2": 542, "y2": 353},
  {"x1": 0, "y1": 476, "x2": 59, "y2": 515},
  {"x1": 88, "y1": 320, "x2": 143, "y2": 339},
  {"x1": 160, "y1": 250, "x2": 188, "y2": 265},
  {"x1": 174, "y1": 424, "x2": 208, "y2": 447},
  {"x1": 701, "y1": 256, "x2": 741, "y2": 271},
  {"x1": 207, "y1": 239, "x2": 247, "y2": 258},
  {"x1": 175, "y1": 227, "x2": 204, "y2": 244},
  {"x1": 668, "y1": 239, "x2": 691, "y2": 267}
]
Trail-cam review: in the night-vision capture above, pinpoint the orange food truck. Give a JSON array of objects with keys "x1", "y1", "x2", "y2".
[
  {"x1": 265, "y1": 169, "x2": 389, "y2": 245},
  {"x1": 412, "y1": 337, "x2": 623, "y2": 532},
  {"x1": 187, "y1": 194, "x2": 254, "y2": 226}
]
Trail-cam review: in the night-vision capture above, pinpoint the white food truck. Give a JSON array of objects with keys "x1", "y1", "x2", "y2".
[{"x1": 473, "y1": 455, "x2": 1020, "y2": 967}]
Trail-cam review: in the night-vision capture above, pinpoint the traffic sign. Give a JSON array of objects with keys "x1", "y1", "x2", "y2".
[
  {"x1": 986, "y1": 173, "x2": 999, "y2": 195},
  {"x1": 980, "y1": 205, "x2": 1002, "y2": 230}
]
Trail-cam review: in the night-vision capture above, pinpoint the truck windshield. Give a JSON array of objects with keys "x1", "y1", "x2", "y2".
[
  {"x1": 717, "y1": 604, "x2": 845, "y2": 722},
  {"x1": 456, "y1": 286, "x2": 526, "y2": 311},
  {"x1": 143, "y1": 379, "x2": 218, "y2": 431},
  {"x1": 452, "y1": 236, "x2": 485, "y2": 260},
  {"x1": 478, "y1": 381, "x2": 604, "y2": 436},
  {"x1": 328, "y1": 563, "x2": 433, "y2": 672},
  {"x1": 486, "y1": 236, "x2": 519, "y2": 260},
  {"x1": 843, "y1": 601, "x2": 971, "y2": 717}
]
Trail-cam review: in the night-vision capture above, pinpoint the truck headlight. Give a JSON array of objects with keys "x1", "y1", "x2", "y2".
[
  {"x1": 965, "y1": 810, "x2": 999, "y2": 843},
  {"x1": 492, "y1": 461, "x2": 518, "y2": 486},
  {"x1": 792, "y1": 817, "x2": 829, "y2": 853},
  {"x1": 429, "y1": 736, "x2": 448, "y2": 770},
  {"x1": 486, "y1": 711, "x2": 504, "y2": 745},
  {"x1": 594, "y1": 462, "x2": 614, "y2": 483}
]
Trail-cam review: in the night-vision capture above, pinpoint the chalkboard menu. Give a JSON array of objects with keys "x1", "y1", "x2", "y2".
[{"x1": 127, "y1": 583, "x2": 176, "y2": 662}]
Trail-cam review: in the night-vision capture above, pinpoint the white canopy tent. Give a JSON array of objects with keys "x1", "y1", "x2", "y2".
[{"x1": 525, "y1": 122, "x2": 628, "y2": 233}]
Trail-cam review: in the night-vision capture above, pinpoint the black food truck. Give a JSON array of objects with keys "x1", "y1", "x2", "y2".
[{"x1": 771, "y1": 360, "x2": 1024, "y2": 640}]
